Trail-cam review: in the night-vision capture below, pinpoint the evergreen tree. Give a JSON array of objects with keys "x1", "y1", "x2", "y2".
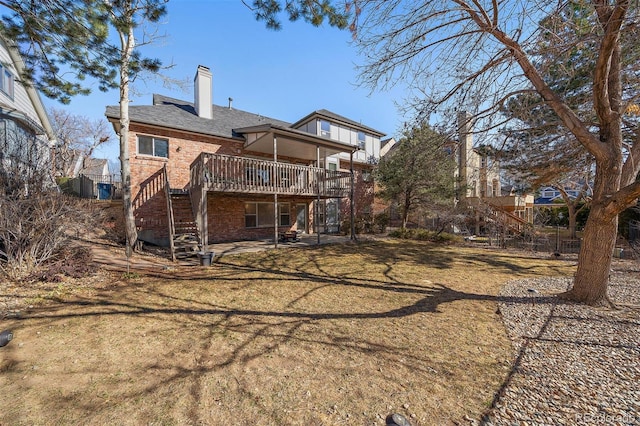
[{"x1": 376, "y1": 125, "x2": 456, "y2": 229}]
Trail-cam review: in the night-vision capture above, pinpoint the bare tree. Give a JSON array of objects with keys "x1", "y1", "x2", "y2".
[
  {"x1": 49, "y1": 108, "x2": 113, "y2": 177},
  {"x1": 341, "y1": 0, "x2": 640, "y2": 306}
]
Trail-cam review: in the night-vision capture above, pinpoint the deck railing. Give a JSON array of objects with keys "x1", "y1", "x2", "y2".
[{"x1": 190, "y1": 152, "x2": 351, "y2": 198}]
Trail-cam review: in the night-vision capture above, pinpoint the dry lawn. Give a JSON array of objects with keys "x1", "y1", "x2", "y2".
[{"x1": 0, "y1": 240, "x2": 575, "y2": 425}]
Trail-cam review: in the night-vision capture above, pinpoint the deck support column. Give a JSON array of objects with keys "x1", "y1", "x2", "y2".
[
  {"x1": 316, "y1": 146, "x2": 321, "y2": 245},
  {"x1": 350, "y1": 151, "x2": 355, "y2": 241},
  {"x1": 274, "y1": 135, "x2": 279, "y2": 248}
]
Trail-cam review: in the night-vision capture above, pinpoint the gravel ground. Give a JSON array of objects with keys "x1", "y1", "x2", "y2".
[{"x1": 479, "y1": 263, "x2": 640, "y2": 426}]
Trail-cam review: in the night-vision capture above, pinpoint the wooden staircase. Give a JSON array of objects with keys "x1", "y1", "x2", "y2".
[
  {"x1": 169, "y1": 191, "x2": 201, "y2": 259},
  {"x1": 486, "y1": 202, "x2": 531, "y2": 235}
]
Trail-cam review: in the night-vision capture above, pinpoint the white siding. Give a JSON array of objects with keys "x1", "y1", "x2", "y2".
[
  {"x1": 305, "y1": 121, "x2": 316, "y2": 135},
  {"x1": 373, "y1": 138, "x2": 380, "y2": 158},
  {"x1": 293, "y1": 114, "x2": 384, "y2": 165},
  {"x1": 0, "y1": 44, "x2": 41, "y2": 127},
  {"x1": 338, "y1": 126, "x2": 350, "y2": 143}
]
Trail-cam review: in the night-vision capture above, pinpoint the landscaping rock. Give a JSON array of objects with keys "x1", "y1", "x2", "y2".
[{"x1": 481, "y1": 272, "x2": 640, "y2": 425}]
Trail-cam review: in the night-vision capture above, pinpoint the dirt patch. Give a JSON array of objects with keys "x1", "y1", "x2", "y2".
[{"x1": 0, "y1": 240, "x2": 577, "y2": 425}]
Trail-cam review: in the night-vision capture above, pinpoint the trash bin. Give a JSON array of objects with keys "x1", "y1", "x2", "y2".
[
  {"x1": 198, "y1": 251, "x2": 215, "y2": 266},
  {"x1": 97, "y1": 183, "x2": 112, "y2": 200}
]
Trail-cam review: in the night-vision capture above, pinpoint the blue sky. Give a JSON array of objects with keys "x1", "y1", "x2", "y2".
[{"x1": 42, "y1": 0, "x2": 411, "y2": 161}]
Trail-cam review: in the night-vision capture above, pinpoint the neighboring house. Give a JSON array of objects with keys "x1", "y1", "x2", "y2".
[
  {"x1": 105, "y1": 65, "x2": 384, "y2": 249},
  {"x1": 79, "y1": 157, "x2": 109, "y2": 178},
  {"x1": 456, "y1": 112, "x2": 534, "y2": 233},
  {"x1": 58, "y1": 149, "x2": 110, "y2": 178},
  {"x1": 534, "y1": 185, "x2": 587, "y2": 208},
  {"x1": 379, "y1": 137, "x2": 397, "y2": 158},
  {"x1": 0, "y1": 36, "x2": 56, "y2": 186}
]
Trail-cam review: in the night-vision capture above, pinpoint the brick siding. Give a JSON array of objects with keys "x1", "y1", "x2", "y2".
[{"x1": 129, "y1": 124, "x2": 374, "y2": 245}]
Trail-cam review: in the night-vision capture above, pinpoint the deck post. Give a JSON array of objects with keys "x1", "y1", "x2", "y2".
[
  {"x1": 274, "y1": 135, "x2": 278, "y2": 248},
  {"x1": 350, "y1": 151, "x2": 355, "y2": 240},
  {"x1": 316, "y1": 146, "x2": 321, "y2": 245}
]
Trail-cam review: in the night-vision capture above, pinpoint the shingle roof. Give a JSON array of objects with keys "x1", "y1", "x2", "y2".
[
  {"x1": 105, "y1": 94, "x2": 387, "y2": 141},
  {"x1": 105, "y1": 94, "x2": 291, "y2": 140}
]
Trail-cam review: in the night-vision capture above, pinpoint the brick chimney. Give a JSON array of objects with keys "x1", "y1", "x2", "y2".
[{"x1": 194, "y1": 65, "x2": 212, "y2": 119}]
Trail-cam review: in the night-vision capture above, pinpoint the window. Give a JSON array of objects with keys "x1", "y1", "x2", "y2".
[
  {"x1": 137, "y1": 135, "x2": 168, "y2": 158},
  {"x1": 245, "y1": 202, "x2": 257, "y2": 227},
  {"x1": 320, "y1": 120, "x2": 331, "y2": 138},
  {"x1": 326, "y1": 200, "x2": 338, "y2": 224},
  {"x1": 357, "y1": 131, "x2": 366, "y2": 150},
  {"x1": 0, "y1": 66, "x2": 14, "y2": 98},
  {"x1": 279, "y1": 203, "x2": 290, "y2": 226},
  {"x1": 328, "y1": 162, "x2": 337, "y2": 171},
  {"x1": 245, "y1": 202, "x2": 290, "y2": 228}
]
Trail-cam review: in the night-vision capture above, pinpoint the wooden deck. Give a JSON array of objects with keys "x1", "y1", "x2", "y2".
[{"x1": 190, "y1": 152, "x2": 351, "y2": 198}]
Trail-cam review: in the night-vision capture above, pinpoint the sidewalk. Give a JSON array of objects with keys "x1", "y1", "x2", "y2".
[
  {"x1": 204, "y1": 234, "x2": 355, "y2": 257},
  {"x1": 90, "y1": 234, "x2": 358, "y2": 272}
]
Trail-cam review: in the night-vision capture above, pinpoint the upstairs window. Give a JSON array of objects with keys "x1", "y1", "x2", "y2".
[
  {"x1": 320, "y1": 120, "x2": 331, "y2": 138},
  {"x1": 138, "y1": 135, "x2": 168, "y2": 158},
  {"x1": 0, "y1": 65, "x2": 14, "y2": 98},
  {"x1": 357, "y1": 131, "x2": 366, "y2": 149}
]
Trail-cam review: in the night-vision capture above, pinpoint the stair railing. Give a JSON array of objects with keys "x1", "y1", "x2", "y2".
[{"x1": 163, "y1": 164, "x2": 177, "y2": 261}]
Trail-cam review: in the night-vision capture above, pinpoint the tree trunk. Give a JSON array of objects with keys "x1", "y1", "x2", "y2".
[
  {"x1": 564, "y1": 152, "x2": 622, "y2": 305},
  {"x1": 567, "y1": 203, "x2": 577, "y2": 240},
  {"x1": 119, "y1": 24, "x2": 138, "y2": 249},
  {"x1": 562, "y1": 204, "x2": 616, "y2": 305},
  {"x1": 401, "y1": 192, "x2": 411, "y2": 229}
]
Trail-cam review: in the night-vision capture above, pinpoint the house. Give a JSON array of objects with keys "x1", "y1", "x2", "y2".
[
  {"x1": 77, "y1": 157, "x2": 110, "y2": 178},
  {"x1": 105, "y1": 65, "x2": 385, "y2": 252},
  {"x1": 456, "y1": 112, "x2": 534, "y2": 233},
  {"x1": 57, "y1": 149, "x2": 110, "y2": 179},
  {"x1": 0, "y1": 36, "x2": 56, "y2": 187},
  {"x1": 534, "y1": 185, "x2": 588, "y2": 208},
  {"x1": 379, "y1": 137, "x2": 397, "y2": 158}
]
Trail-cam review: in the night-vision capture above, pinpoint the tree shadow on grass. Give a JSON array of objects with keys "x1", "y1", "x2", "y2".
[
  {"x1": 2, "y1": 239, "x2": 576, "y2": 424},
  {"x1": 5, "y1": 281, "x2": 562, "y2": 424}
]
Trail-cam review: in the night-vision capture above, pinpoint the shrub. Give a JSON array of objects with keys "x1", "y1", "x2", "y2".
[
  {"x1": 0, "y1": 189, "x2": 100, "y2": 281},
  {"x1": 26, "y1": 245, "x2": 96, "y2": 282},
  {"x1": 388, "y1": 227, "x2": 462, "y2": 244},
  {"x1": 373, "y1": 212, "x2": 389, "y2": 233},
  {"x1": 340, "y1": 218, "x2": 367, "y2": 235}
]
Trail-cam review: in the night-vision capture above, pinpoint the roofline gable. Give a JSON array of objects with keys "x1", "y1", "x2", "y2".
[
  {"x1": 291, "y1": 109, "x2": 386, "y2": 137},
  {"x1": 1, "y1": 36, "x2": 56, "y2": 145}
]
